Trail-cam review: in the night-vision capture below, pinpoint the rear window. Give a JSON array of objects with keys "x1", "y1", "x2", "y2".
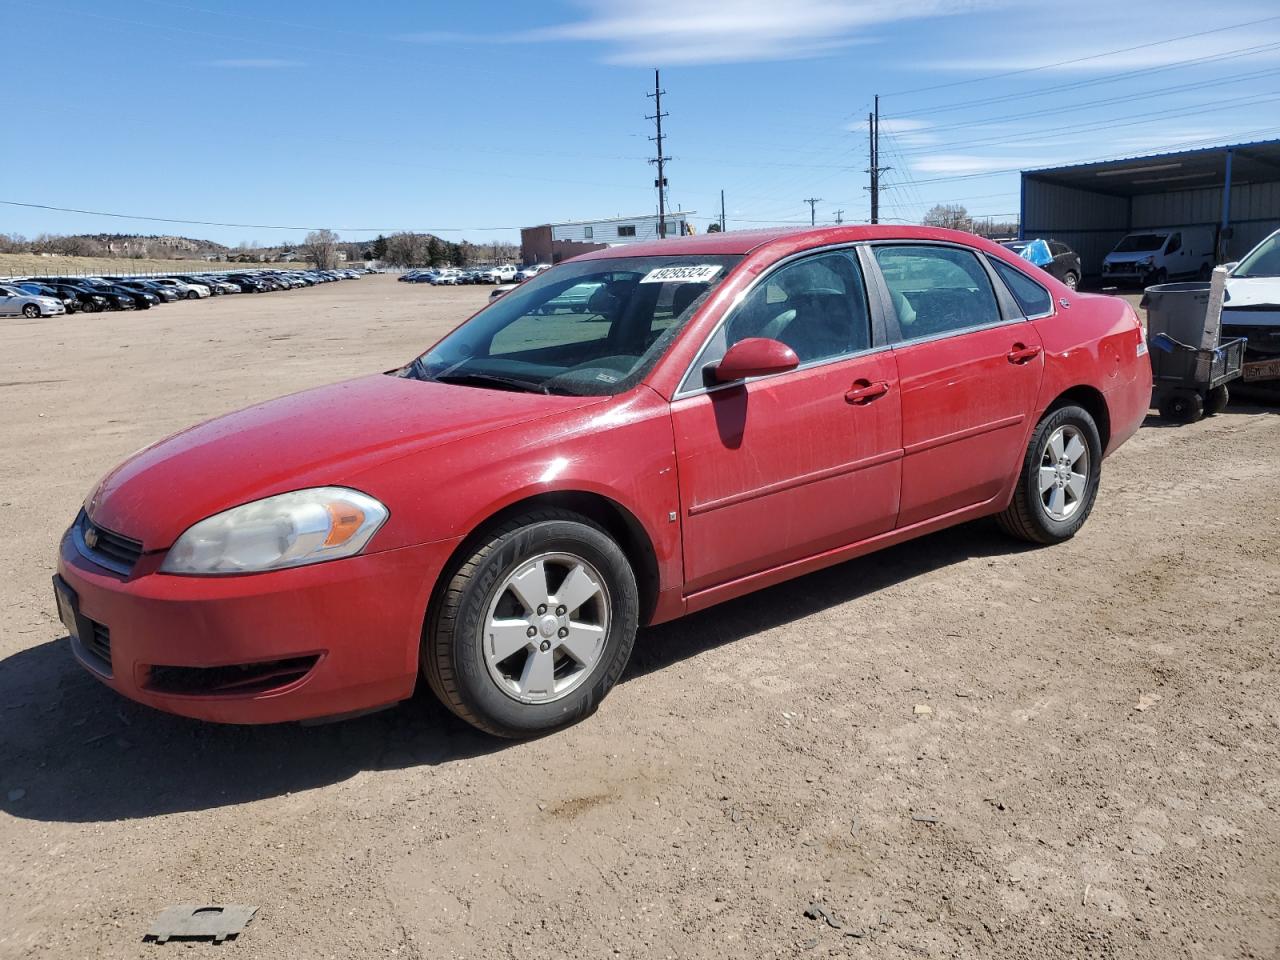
[{"x1": 990, "y1": 258, "x2": 1053, "y2": 317}]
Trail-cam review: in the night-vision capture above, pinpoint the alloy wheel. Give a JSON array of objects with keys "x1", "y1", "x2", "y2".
[
  {"x1": 1039, "y1": 424, "x2": 1089, "y2": 521},
  {"x1": 482, "y1": 552, "x2": 611, "y2": 704}
]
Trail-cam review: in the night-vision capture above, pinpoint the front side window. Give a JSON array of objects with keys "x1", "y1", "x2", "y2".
[
  {"x1": 874, "y1": 245, "x2": 1001, "y2": 341},
  {"x1": 682, "y1": 251, "x2": 871, "y2": 392},
  {"x1": 1166, "y1": 232, "x2": 1182, "y2": 254},
  {"x1": 406, "y1": 254, "x2": 740, "y2": 396},
  {"x1": 989, "y1": 258, "x2": 1052, "y2": 317}
]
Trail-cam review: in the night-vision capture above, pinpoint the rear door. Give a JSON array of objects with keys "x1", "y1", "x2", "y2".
[
  {"x1": 670, "y1": 248, "x2": 902, "y2": 593},
  {"x1": 869, "y1": 243, "x2": 1045, "y2": 529}
]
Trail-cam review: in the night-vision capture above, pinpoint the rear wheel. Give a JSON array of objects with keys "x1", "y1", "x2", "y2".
[
  {"x1": 997, "y1": 404, "x2": 1102, "y2": 545},
  {"x1": 1063, "y1": 271, "x2": 1079, "y2": 290},
  {"x1": 1158, "y1": 390, "x2": 1204, "y2": 423},
  {"x1": 21, "y1": 303, "x2": 39, "y2": 318},
  {"x1": 423, "y1": 509, "x2": 639, "y2": 738},
  {"x1": 1205, "y1": 384, "x2": 1229, "y2": 416}
]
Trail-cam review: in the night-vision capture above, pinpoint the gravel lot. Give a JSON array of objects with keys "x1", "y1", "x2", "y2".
[{"x1": 1, "y1": 275, "x2": 1277, "y2": 959}]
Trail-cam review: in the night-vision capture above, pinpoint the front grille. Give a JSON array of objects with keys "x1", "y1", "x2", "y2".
[
  {"x1": 84, "y1": 619, "x2": 111, "y2": 667},
  {"x1": 76, "y1": 511, "x2": 143, "y2": 576},
  {"x1": 145, "y1": 656, "x2": 319, "y2": 697}
]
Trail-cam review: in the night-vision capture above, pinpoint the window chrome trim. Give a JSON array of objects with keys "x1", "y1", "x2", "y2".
[{"x1": 672, "y1": 241, "x2": 882, "y2": 400}]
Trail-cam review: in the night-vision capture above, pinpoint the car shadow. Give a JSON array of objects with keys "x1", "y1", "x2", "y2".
[{"x1": 0, "y1": 519, "x2": 1032, "y2": 824}]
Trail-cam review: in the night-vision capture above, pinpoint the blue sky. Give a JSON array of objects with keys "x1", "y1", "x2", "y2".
[{"x1": 3, "y1": 0, "x2": 1279, "y2": 246}]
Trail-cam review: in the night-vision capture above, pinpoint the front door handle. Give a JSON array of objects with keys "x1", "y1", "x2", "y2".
[
  {"x1": 845, "y1": 379, "x2": 890, "y2": 404},
  {"x1": 1007, "y1": 343, "x2": 1042, "y2": 365}
]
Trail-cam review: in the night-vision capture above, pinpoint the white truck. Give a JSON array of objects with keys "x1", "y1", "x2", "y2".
[{"x1": 1102, "y1": 226, "x2": 1215, "y2": 286}]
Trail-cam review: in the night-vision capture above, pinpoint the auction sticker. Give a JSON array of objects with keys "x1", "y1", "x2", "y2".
[{"x1": 639, "y1": 264, "x2": 722, "y2": 284}]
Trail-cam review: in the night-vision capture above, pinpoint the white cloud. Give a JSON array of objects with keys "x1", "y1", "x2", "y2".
[
  {"x1": 525, "y1": 0, "x2": 1008, "y2": 66},
  {"x1": 209, "y1": 58, "x2": 303, "y2": 68},
  {"x1": 911, "y1": 153, "x2": 1050, "y2": 175}
]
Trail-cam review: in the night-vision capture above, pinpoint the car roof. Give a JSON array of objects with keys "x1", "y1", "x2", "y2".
[{"x1": 573, "y1": 224, "x2": 1004, "y2": 261}]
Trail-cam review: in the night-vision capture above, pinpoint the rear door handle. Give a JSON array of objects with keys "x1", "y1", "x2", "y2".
[
  {"x1": 845, "y1": 379, "x2": 890, "y2": 404},
  {"x1": 1007, "y1": 343, "x2": 1042, "y2": 365}
]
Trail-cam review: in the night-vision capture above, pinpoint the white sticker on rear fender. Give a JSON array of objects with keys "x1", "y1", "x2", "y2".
[
  {"x1": 1137, "y1": 339, "x2": 1148, "y2": 357},
  {"x1": 639, "y1": 264, "x2": 722, "y2": 284}
]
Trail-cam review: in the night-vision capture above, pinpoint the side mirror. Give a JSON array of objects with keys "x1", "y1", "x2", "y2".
[{"x1": 712, "y1": 337, "x2": 800, "y2": 383}]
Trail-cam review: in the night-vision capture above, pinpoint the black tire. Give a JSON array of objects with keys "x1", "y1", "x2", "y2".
[
  {"x1": 423, "y1": 509, "x2": 639, "y2": 738},
  {"x1": 82, "y1": 300, "x2": 99, "y2": 313},
  {"x1": 1158, "y1": 391, "x2": 1204, "y2": 423},
  {"x1": 22, "y1": 303, "x2": 40, "y2": 318},
  {"x1": 1063, "y1": 271, "x2": 1079, "y2": 290},
  {"x1": 997, "y1": 404, "x2": 1103, "y2": 545},
  {"x1": 1153, "y1": 268, "x2": 1168, "y2": 285},
  {"x1": 1205, "y1": 384, "x2": 1229, "y2": 416},
  {"x1": 186, "y1": 289, "x2": 200, "y2": 300},
  {"x1": 1197, "y1": 263, "x2": 1213, "y2": 281}
]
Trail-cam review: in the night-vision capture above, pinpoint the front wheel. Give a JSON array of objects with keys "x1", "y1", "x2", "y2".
[
  {"x1": 997, "y1": 404, "x2": 1103, "y2": 545},
  {"x1": 423, "y1": 509, "x2": 639, "y2": 738},
  {"x1": 186, "y1": 290, "x2": 199, "y2": 300},
  {"x1": 22, "y1": 303, "x2": 40, "y2": 318},
  {"x1": 1205, "y1": 384, "x2": 1229, "y2": 416}
]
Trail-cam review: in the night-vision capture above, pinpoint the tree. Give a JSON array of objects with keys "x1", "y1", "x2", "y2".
[
  {"x1": 302, "y1": 229, "x2": 340, "y2": 270},
  {"x1": 369, "y1": 234, "x2": 388, "y2": 261},
  {"x1": 922, "y1": 204, "x2": 970, "y2": 231},
  {"x1": 706, "y1": 222, "x2": 722, "y2": 233},
  {"x1": 386, "y1": 232, "x2": 429, "y2": 267}
]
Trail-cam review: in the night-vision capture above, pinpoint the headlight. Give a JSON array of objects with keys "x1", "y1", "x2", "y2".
[{"x1": 160, "y1": 487, "x2": 388, "y2": 575}]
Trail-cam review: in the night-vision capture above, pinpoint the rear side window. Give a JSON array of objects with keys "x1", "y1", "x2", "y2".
[
  {"x1": 989, "y1": 258, "x2": 1053, "y2": 317},
  {"x1": 874, "y1": 245, "x2": 1000, "y2": 341}
]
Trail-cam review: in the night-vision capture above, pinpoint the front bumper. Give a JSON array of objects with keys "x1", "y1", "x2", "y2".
[{"x1": 56, "y1": 529, "x2": 458, "y2": 724}]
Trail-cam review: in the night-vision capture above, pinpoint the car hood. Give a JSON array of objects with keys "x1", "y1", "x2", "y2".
[
  {"x1": 87, "y1": 373, "x2": 605, "y2": 550},
  {"x1": 1225, "y1": 276, "x2": 1280, "y2": 308}
]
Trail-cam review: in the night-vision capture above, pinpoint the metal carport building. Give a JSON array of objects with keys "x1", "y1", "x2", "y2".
[{"x1": 1020, "y1": 138, "x2": 1280, "y2": 277}]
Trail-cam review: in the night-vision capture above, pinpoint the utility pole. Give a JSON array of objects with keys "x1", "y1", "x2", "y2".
[
  {"x1": 867, "y1": 94, "x2": 890, "y2": 224},
  {"x1": 646, "y1": 69, "x2": 671, "y2": 239},
  {"x1": 804, "y1": 197, "x2": 822, "y2": 226},
  {"x1": 720, "y1": 189, "x2": 726, "y2": 231},
  {"x1": 835, "y1": 209, "x2": 845, "y2": 225}
]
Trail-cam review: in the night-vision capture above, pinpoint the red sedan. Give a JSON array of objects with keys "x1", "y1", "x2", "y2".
[{"x1": 54, "y1": 226, "x2": 1151, "y2": 737}]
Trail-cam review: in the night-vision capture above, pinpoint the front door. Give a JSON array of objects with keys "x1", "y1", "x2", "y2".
[
  {"x1": 671, "y1": 249, "x2": 903, "y2": 594},
  {"x1": 869, "y1": 243, "x2": 1045, "y2": 529}
]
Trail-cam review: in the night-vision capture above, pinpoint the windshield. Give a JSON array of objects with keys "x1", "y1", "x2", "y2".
[
  {"x1": 1234, "y1": 232, "x2": 1280, "y2": 278},
  {"x1": 404, "y1": 254, "x2": 742, "y2": 396},
  {"x1": 1114, "y1": 233, "x2": 1167, "y2": 253}
]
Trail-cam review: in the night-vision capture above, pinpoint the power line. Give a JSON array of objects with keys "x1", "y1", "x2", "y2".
[
  {"x1": 884, "y1": 13, "x2": 1280, "y2": 96},
  {"x1": 887, "y1": 38, "x2": 1280, "y2": 119},
  {"x1": 0, "y1": 200, "x2": 517, "y2": 234}
]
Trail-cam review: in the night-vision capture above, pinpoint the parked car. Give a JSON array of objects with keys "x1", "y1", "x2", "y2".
[
  {"x1": 0, "y1": 283, "x2": 65, "y2": 318},
  {"x1": 55, "y1": 226, "x2": 1151, "y2": 738},
  {"x1": 15, "y1": 281, "x2": 81, "y2": 313},
  {"x1": 152, "y1": 277, "x2": 211, "y2": 300},
  {"x1": 112, "y1": 279, "x2": 179, "y2": 303},
  {"x1": 1102, "y1": 227, "x2": 1215, "y2": 286},
  {"x1": 430, "y1": 270, "x2": 462, "y2": 285},
  {"x1": 59, "y1": 281, "x2": 136, "y2": 311},
  {"x1": 1221, "y1": 228, "x2": 1280, "y2": 388},
  {"x1": 103, "y1": 284, "x2": 159, "y2": 309},
  {"x1": 516, "y1": 264, "x2": 552, "y2": 281},
  {"x1": 1001, "y1": 239, "x2": 1082, "y2": 289},
  {"x1": 46, "y1": 283, "x2": 111, "y2": 313}
]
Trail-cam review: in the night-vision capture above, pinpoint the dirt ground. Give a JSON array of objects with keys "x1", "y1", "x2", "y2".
[{"x1": 1, "y1": 275, "x2": 1276, "y2": 960}]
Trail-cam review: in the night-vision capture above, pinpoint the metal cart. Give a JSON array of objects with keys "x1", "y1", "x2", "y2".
[
  {"x1": 1142, "y1": 272, "x2": 1245, "y2": 423},
  {"x1": 1148, "y1": 332, "x2": 1245, "y2": 422}
]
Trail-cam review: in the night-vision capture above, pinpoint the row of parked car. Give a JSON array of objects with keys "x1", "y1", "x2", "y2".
[
  {"x1": 0, "y1": 268, "x2": 370, "y2": 318},
  {"x1": 399, "y1": 264, "x2": 551, "y2": 286}
]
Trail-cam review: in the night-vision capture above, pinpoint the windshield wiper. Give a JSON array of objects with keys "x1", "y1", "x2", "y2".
[{"x1": 432, "y1": 371, "x2": 552, "y2": 395}]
